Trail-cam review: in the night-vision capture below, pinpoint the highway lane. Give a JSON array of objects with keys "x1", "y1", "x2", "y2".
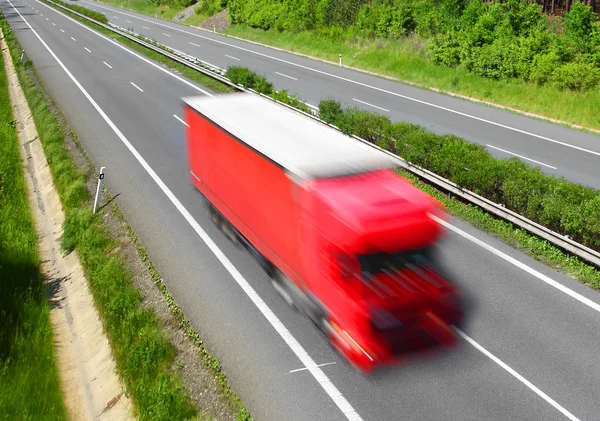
[
  {"x1": 5, "y1": 1, "x2": 600, "y2": 420},
  {"x1": 76, "y1": 0, "x2": 600, "y2": 190}
]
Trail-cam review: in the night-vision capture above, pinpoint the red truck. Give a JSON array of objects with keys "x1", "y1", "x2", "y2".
[{"x1": 182, "y1": 93, "x2": 465, "y2": 373}]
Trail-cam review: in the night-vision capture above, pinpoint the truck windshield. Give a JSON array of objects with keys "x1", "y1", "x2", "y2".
[
  {"x1": 357, "y1": 248, "x2": 433, "y2": 275},
  {"x1": 356, "y1": 247, "x2": 446, "y2": 297}
]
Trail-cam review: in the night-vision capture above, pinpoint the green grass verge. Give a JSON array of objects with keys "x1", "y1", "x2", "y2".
[
  {"x1": 2, "y1": 14, "x2": 205, "y2": 421},
  {"x1": 43, "y1": 0, "x2": 233, "y2": 95},
  {"x1": 121, "y1": 211, "x2": 252, "y2": 421},
  {"x1": 223, "y1": 24, "x2": 600, "y2": 132},
  {"x1": 0, "y1": 27, "x2": 68, "y2": 421},
  {"x1": 183, "y1": 11, "x2": 210, "y2": 27},
  {"x1": 398, "y1": 169, "x2": 600, "y2": 290}
]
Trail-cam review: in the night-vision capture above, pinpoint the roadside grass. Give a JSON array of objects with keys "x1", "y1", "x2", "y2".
[
  {"x1": 398, "y1": 170, "x2": 600, "y2": 290},
  {"x1": 1, "y1": 14, "x2": 199, "y2": 421},
  {"x1": 43, "y1": 0, "x2": 233, "y2": 94},
  {"x1": 2, "y1": 8, "x2": 250, "y2": 421},
  {"x1": 120, "y1": 209, "x2": 252, "y2": 421},
  {"x1": 0, "y1": 28, "x2": 67, "y2": 421},
  {"x1": 183, "y1": 11, "x2": 210, "y2": 27},
  {"x1": 223, "y1": 25, "x2": 600, "y2": 132}
]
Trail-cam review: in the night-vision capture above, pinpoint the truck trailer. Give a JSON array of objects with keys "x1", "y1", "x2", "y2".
[{"x1": 182, "y1": 93, "x2": 464, "y2": 372}]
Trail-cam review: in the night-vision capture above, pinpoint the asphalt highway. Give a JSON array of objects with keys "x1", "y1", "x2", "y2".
[
  {"x1": 3, "y1": 1, "x2": 600, "y2": 420},
  {"x1": 79, "y1": 0, "x2": 600, "y2": 190}
]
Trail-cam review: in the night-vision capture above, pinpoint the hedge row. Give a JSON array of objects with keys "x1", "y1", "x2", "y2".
[
  {"x1": 225, "y1": 65, "x2": 600, "y2": 253},
  {"x1": 318, "y1": 98, "x2": 600, "y2": 252},
  {"x1": 225, "y1": 0, "x2": 600, "y2": 91},
  {"x1": 225, "y1": 66, "x2": 311, "y2": 113},
  {"x1": 50, "y1": 0, "x2": 109, "y2": 24}
]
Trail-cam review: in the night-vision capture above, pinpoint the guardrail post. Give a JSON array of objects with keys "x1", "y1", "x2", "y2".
[{"x1": 93, "y1": 167, "x2": 105, "y2": 214}]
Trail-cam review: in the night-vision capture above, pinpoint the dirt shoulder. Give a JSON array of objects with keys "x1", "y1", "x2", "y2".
[{"x1": 2, "y1": 27, "x2": 133, "y2": 421}]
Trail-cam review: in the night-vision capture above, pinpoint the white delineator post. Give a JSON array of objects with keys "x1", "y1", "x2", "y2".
[
  {"x1": 93, "y1": 167, "x2": 105, "y2": 214},
  {"x1": 339, "y1": 54, "x2": 342, "y2": 67},
  {"x1": 20, "y1": 49, "x2": 24, "y2": 62}
]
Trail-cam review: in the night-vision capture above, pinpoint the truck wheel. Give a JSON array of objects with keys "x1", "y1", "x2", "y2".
[
  {"x1": 271, "y1": 269, "x2": 296, "y2": 309},
  {"x1": 206, "y1": 203, "x2": 222, "y2": 226},
  {"x1": 206, "y1": 203, "x2": 241, "y2": 247}
]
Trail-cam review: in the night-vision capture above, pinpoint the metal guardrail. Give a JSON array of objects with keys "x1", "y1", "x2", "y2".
[{"x1": 44, "y1": 0, "x2": 600, "y2": 268}]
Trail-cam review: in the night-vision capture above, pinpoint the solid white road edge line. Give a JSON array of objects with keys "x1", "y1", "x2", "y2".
[
  {"x1": 35, "y1": 0, "x2": 213, "y2": 97},
  {"x1": 80, "y1": 0, "x2": 600, "y2": 158},
  {"x1": 430, "y1": 214, "x2": 600, "y2": 314},
  {"x1": 9, "y1": 3, "x2": 364, "y2": 420},
  {"x1": 487, "y1": 145, "x2": 557, "y2": 169},
  {"x1": 455, "y1": 328, "x2": 580, "y2": 421}
]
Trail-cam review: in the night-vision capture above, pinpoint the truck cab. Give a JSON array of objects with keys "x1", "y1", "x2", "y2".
[{"x1": 299, "y1": 169, "x2": 463, "y2": 372}]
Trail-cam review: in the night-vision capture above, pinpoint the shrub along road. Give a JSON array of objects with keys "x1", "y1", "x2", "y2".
[
  {"x1": 4, "y1": 0, "x2": 600, "y2": 420},
  {"x1": 77, "y1": 0, "x2": 600, "y2": 190}
]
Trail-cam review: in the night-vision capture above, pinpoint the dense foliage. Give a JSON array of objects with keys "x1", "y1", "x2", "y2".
[
  {"x1": 226, "y1": 66, "x2": 312, "y2": 112},
  {"x1": 221, "y1": 0, "x2": 600, "y2": 91}
]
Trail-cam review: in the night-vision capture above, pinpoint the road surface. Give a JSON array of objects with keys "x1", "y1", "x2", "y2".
[{"x1": 3, "y1": 1, "x2": 600, "y2": 420}]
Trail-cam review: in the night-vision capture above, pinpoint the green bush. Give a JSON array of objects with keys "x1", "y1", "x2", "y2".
[
  {"x1": 197, "y1": 0, "x2": 228, "y2": 16},
  {"x1": 318, "y1": 98, "x2": 343, "y2": 124},
  {"x1": 530, "y1": 50, "x2": 562, "y2": 85},
  {"x1": 225, "y1": 66, "x2": 311, "y2": 112},
  {"x1": 226, "y1": 0, "x2": 600, "y2": 91},
  {"x1": 271, "y1": 89, "x2": 311, "y2": 113},
  {"x1": 225, "y1": 66, "x2": 274, "y2": 94},
  {"x1": 318, "y1": 98, "x2": 600, "y2": 252},
  {"x1": 551, "y1": 61, "x2": 600, "y2": 91}
]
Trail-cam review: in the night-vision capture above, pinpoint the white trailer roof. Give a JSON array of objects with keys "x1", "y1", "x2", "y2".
[{"x1": 182, "y1": 93, "x2": 398, "y2": 180}]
